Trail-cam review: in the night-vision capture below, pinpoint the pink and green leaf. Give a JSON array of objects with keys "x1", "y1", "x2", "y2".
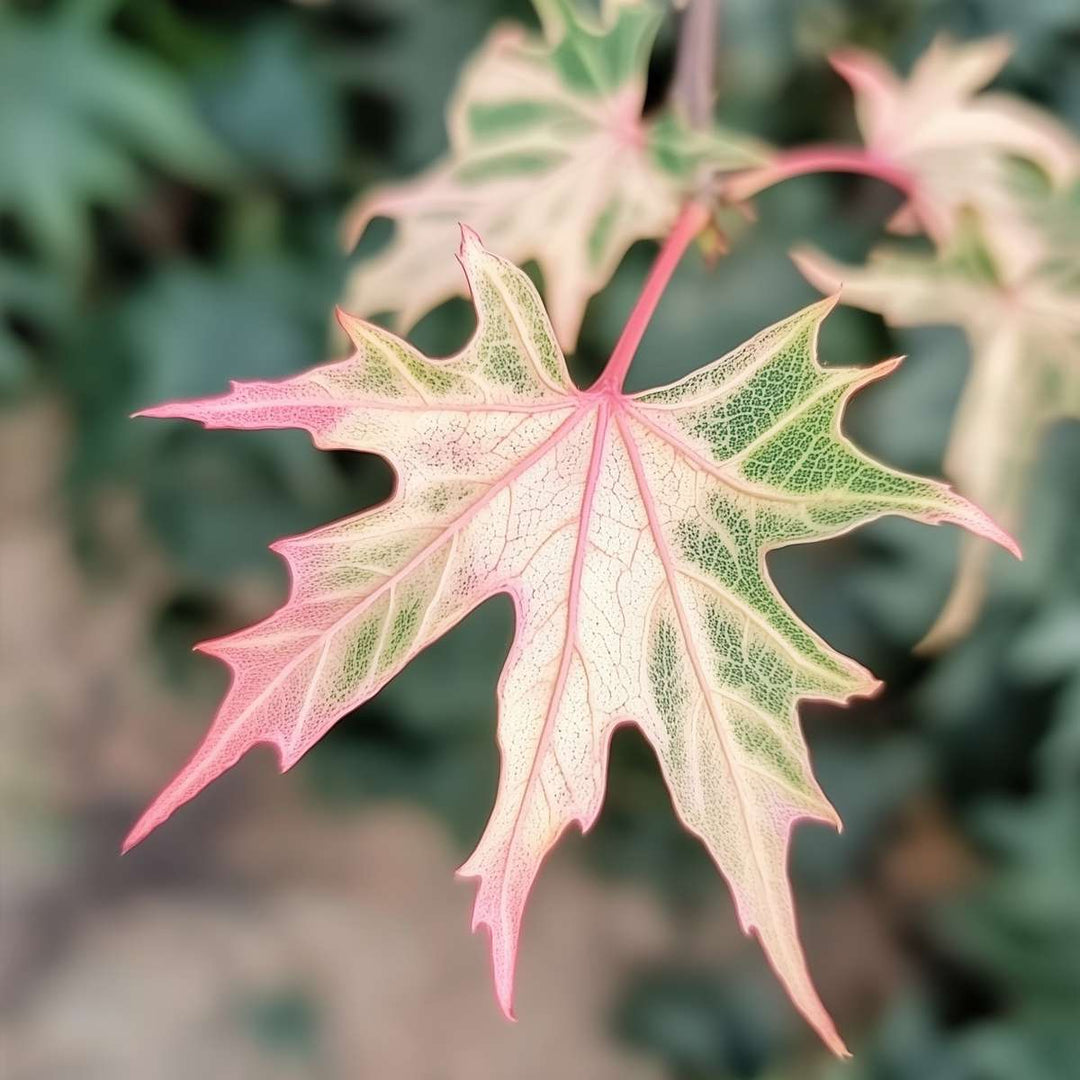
[
  {"x1": 341, "y1": 0, "x2": 768, "y2": 350},
  {"x1": 128, "y1": 229, "x2": 1016, "y2": 1055}
]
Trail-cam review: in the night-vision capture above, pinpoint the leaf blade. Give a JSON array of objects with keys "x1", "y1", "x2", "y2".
[{"x1": 129, "y1": 233, "x2": 1017, "y2": 1054}]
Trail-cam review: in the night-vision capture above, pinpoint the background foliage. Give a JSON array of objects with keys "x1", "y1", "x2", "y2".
[{"x1": 2, "y1": 0, "x2": 1078, "y2": 1077}]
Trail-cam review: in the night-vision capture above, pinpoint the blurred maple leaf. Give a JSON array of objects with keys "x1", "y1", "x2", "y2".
[
  {"x1": 730, "y1": 35, "x2": 1079, "y2": 280},
  {"x1": 341, "y1": 0, "x2": 767, "y2": 350},
  {"x1": 796, "y1": 186, "x2": 1079, "y2": 648}
]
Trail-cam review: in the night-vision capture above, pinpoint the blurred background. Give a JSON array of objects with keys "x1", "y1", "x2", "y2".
[{"x1": 2, "y1": 0, "x2": 1078, "y2": 1077}]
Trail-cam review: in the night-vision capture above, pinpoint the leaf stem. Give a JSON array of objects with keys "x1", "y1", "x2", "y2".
[
  {"x1": 672, "y1": 0, "x2": 719, "y2": 130},
  {"x1": 599, "y1": 200, "x2": 710, "y2": 392},
  {"x1": 725, "y1": 144, "x2": 915, "y2": 202}
]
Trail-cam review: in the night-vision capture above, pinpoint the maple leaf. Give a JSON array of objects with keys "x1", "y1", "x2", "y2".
[
  {"x1": 341, "y1": 0, "x2": 767, "y2": 350},
  {"x1": 126, "y1": 224, "x2": 1016, "y2": 1054},
  {"x1": 795, "y1": 193, "x2": 1078, "y2": 649},
  {"x1": 728, "y1": 36, "x2": 1080, "y2": 277}
]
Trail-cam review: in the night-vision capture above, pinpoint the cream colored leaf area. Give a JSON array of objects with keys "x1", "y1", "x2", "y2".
[
  {"x1": 128, "y1": 232, "x2": 1014, "y2": 1053},
  {"x1": 829, "y1": 35, "x2": 1078, "y2": 269}
]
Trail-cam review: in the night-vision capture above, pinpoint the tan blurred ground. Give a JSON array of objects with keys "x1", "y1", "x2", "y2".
[
  {"x1": 0, "y1": 399, "x2": 677, "y2": 1078},
  {"x1": 1, "y1": 399, "x2": 926, "y2": 1079}
]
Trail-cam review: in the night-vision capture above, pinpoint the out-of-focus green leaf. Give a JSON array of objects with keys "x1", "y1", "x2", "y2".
[
  {"x1": 941, "y1": 790, "x2": 1080, "y2": 1007},
  {"x1": 617, "y1": 967, "x2": 792, "y2": 1078},
  {"x1": 0, "y1": 0, "x2": 234, "y2": 273},
  {"x1": 68, "y1": 252, "x2": 357, "y2": 579},
  {"x1": 0, "y1": 254, "x2": 70, "y2": 395},
  {"x1": 951, "y1": 1016, "x2": 1080, "y2": 1080},
  {"x1": 1011, "y1": 604, "x2": 1080, "y2": 685},
  {"x1": 819, "y1": 996, "x2": 951, "y2": 1080},
  {"x1": 793, "y1": 734, "x2": 929, "y2": 887},
  {"x1": 203, "y1": 22, "x2": 345, "y2": 190},
  {"x1": 331, "y1": 0, "x2": 520, "y2": 170}
]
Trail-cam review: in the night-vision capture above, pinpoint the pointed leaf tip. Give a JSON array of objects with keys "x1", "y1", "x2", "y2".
[
  {"x1": 931, "y1": 480, "x2": 1023, "y2": 561},
  {"x1": 994, "y1": 525, "x2": 1023, "y2": 561},
  {"x1": 133, "y1": 401, "x2": 192, "y2": 421},
  {"x1": 121, "y1": 813, "x2": 154, "y2": 855},
  {"x1": 819, "y1": 290, "x2": 843, "y2": 316},
  {"x1": 458, "y1": 222, "x2": 484, "y2": 256},
  {"x1": 496, "y1": 979, "x2": 517, "y2": 1023}
]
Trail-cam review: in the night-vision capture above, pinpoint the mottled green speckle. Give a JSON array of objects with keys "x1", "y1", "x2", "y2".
[
  {"x1": 675, "y1": 502, "x2": 851, "y2": 683},
  {"x1": 380, "y1": 594, "x2": 424, "y2": 672},
  {"x1": 727, "y1": 703, "x2": 811, "y2": 795},
  {"x1": 649, "y1": 615, "x2": 689, "y2": 728},
  {"x1": 325, "y1": 611, "x2": 384, "y2": 707},
  {"x1": 740, "y1": 385, "x2": 927, "y2": 499},
  {"x1": 683, "y1": 321, "x2": 821, "y2": 461},
  {"x1": 499, "y1": 264, "x2": 566, "y2": 386}
]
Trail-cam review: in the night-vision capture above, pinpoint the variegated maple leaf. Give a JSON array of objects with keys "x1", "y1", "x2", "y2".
[
  {"x1": 729, "y1": 36, "x2": 1080, "y2": 278},
  {"x1": 126, "y1": 228, "x2": 1016, "y2": 1054},
  {"x1": 341, "y1": 0, "x2": 767, "y2": 350},
  {"x1": 795, "y1": 195, "x2": 1078, "y2": 649}
]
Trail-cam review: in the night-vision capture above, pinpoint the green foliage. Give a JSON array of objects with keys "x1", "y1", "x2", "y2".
[
  {"x1": 0, "y1": 0, "x2": 234, "y2": 273},
  {"x1": 203, "y1": 21, "x2": 345, "y2": 190},
  {"x1": 69, "y1": 251, "x2": 356, "y2": 579},
  {"x1": 0, "y1": 254, "x2": 70, "y2": 394},
  {"x1": 4, "y1": 0, "x2": 1077, "y2": 1074}
]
